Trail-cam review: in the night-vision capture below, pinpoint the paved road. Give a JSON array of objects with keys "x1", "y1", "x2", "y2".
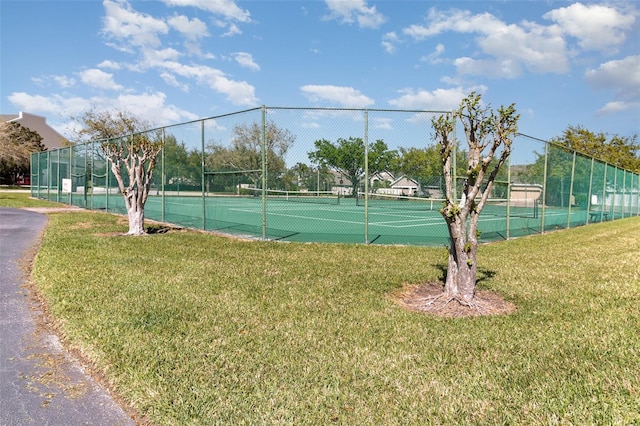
[{"x1": 0, "y1": 208, "x2": 136, "y2": 426}]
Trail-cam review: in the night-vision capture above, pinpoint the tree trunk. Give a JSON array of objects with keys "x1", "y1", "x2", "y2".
[
  {"x1": 443, "y1": 220, "x2": 477, "y2": 305},
  {"x1": 123, "y1": 188, "x2": 146, "y2": 236},
  {"x1": 126, "y1": 203, "x2": 145, "y2": 235}
]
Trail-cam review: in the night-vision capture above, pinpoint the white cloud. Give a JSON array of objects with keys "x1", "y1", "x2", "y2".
[
  {"x1": 403, "y1": 8, "x2": 569, "y2": 78},
  {"x1": 42, "y1": 75, "x2": 76, "y2": 88},
  {"x1": 167, "y1": 14, "x2": 209, "y2": 40},
  {"x1": 454, "y1": 57, "x2": 523, "y2": 79},
  {"x1": 158, "y1": 61, "x2": 257, "y2": 105},
  {"x1": 116, "y1": 92, "x2": 198, "y2": 123},
  {"x1": 101, "y1": 0, "x2": 169, "y2": 48},
  {"x1": 544, "y1": 3, "x2": 635, "y2": 52},
  {"x1": 162, "y1": 0, "x2": 251, "y2": 23},
  {"x1": 55, "y1": 76, "x2": 76, "y2": 88},
  {"x1": 403, "y1": 9, "x2": 504, "y2": 40},
  {"x1": 79, "y1": 69, "x2": 124, "y2": 90},
  {"x1": 373, "y1": 117, "x2": 393, "y2": 130},
  {"x1": 585, "y1": 55, "x2": 640, "y2": 92},
  {"x1": 323, "y1": 0, "x2": 386, "y2": 29},
  {"x1": 388, "y1": 86, "x2": 485, "y2": 111},
  {"x1": 7, "y1": 90, "x2": 198, "y2": 136},
  {"x1": 381, "y1": 32, "x2": 399, "y2": 54},
  {"x1": 300, "y1": 85, "x2": 374, "y2": 108},
  {"x1": 586, "y1": 55, "x2": 640, "y2": 115},
  {"x1": 160, "y1": 72, "x2": 190, "y2": 92},
  {"x1": 163, "y1": 0, "x2": 250, "y2": 36},
  {"x1": 8, "y1": 92, "x2": 63, "y2": 114},
  {"x1": 233, "y1": 52, "x2": 260, "y2": 71},
  {"x1": 596, "y1": 100, "x2": 640, "y2": 116},
  {"x1": 420, "y1": 43, "x2": 445, "y2": 64},
  {"x1": 221, "y1": 22, "x2": 242, "y2": 37},
  {"x1": 97, "y1": 60, "x2": 121, "y2": 70}
]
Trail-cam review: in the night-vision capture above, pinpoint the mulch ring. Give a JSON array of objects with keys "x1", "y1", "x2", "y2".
[{"x1": 393, "y1": 282, "x2": 516, "y2": 318}]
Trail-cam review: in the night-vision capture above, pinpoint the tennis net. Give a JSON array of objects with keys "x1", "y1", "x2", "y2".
[
  {"x1": 358, "y1": 192, "x2": 441, "y2": 211},
  {"x1": 359, "y1": 192, "x2": 538, "y2": 217},
  {"x1": 245, "y1": 188, "x2": 340, "y2": 205}
]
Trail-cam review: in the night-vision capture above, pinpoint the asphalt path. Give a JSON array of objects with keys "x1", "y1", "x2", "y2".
[{"x1": 0, "y1": 208, "x2": 135, "y2": 426}]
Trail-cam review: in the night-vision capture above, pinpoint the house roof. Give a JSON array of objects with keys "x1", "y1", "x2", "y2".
[
  {"x1": 2, "y1": 111, "x2": 66, "y2": 150},
  {"x1": 391, "y1": 176, "x2": 419, "y2": 188}
]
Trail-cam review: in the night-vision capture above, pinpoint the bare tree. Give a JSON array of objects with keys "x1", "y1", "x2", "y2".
[
  {"x1": 206, "y1": 120, "x2": 295, "y2": 188},
  {"x1": 433, "y1": 92, "x2": 519, "y2": 306},
  {"x1": 76, "y1": 109, "x2": 160, "y2": 235}
]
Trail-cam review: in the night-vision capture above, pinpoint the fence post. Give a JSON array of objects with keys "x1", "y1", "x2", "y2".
[
  {"x1": 201, "y1": 120, "x2": 206, "y2": 230},
  {"x1": 567, "y1": 151, "x2": 576, "y2": 228},
  {"x1": 612, "y1": 166, "x2": 618, "y2": 219},
  {"x1": 506, "y1": 151, "x2": 511, "y2": 239},
  {"x1": 600, "y1": 164, "x2": 607, "y2": 222},
  {"x1": 161, "y1": 129, "x2": 166, "y2": 223},
  {"x1": 364, "y1": 109, "x2": 369, "y2": 244},
  {"x1": 622, "y1": 170, "x2": 627, "y2": 218},
  {"x1": 261, "y1": 105, "x2": 267, "y2": 240},
  {"x1": 586, "y1": 157, "x2": 595, "y2": 224},
  {"x1": 541, "y1": 140, "x2": 550, "y2": 233}
]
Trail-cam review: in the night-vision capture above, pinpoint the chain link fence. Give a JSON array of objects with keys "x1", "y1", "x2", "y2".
[{"x1": 31, "y1": 106, "x2": 640, "y2": 245}]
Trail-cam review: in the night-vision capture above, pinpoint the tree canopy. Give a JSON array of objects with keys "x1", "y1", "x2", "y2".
[
  {"x1": 73, "y1": 108, "x2": 152, "y2": 142},
  {"x1": 308, "y1": 137, "x2": 397, "y2": 195},
  {"x1": 550, "y1": 125, "x2": 640, "y2": 172},
  {"x1": 206, "y1": 121, "x2": 295, "y2": 189},
  {"x1": 0, "y1": 121, "x2": 45, "y2": 185}
]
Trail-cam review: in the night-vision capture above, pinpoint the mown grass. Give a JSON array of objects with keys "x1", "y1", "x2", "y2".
[
  {"x1": 30, "y1": 209, "x2": 640, "y2": 425},
  {"x1": 0, "y1": 190, "x2": 66, "y2": 208}
]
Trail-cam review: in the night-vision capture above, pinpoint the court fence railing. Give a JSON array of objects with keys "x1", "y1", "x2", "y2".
[{"x1": 30, "y1": 106, "x2": 640, "y2": 246}]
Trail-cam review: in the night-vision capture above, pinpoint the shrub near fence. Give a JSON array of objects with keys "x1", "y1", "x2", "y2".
[{"x1": 31, "y1": 106, "x2": 640, "y2": 246}]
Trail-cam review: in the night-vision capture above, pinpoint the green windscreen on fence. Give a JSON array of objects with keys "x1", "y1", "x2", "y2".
[{"x1": 31, "y1": 106, "x2": 640, "y2": 246}]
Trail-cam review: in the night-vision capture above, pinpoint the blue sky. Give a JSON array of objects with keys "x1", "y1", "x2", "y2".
[{"x1": 1, "y1": 0, "x2": 639, "y2": 143}]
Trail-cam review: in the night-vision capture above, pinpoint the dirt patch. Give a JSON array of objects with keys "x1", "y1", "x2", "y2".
[{"x1": 394, "y1": 282, "x2": 516, "y2": 318}]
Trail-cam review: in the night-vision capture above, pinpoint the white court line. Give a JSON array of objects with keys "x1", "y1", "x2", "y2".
[
  {"x1": 229, "y1": 208, "x2": 366, "y2": 226},
  {"x1": 159, "y1": 197, "x2": 552, "y2": 229}
]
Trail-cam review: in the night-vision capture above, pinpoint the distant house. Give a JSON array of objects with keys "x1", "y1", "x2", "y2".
[
  {"x1": 370, "y1": 171, "x2": 394, "y2": 188},
  {"x1": 1, "y1": 111, "x2": 66, "y2": 150},
  {"x1": 377, "y1": 176, "x2": 421, "y2": 196}
]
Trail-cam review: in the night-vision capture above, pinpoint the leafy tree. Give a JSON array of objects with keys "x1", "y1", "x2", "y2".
[
  {"x1": 551, "y1": 125, "x2": 640, "y2": 172},
  {"x1": 76, "y1": 109, "x2": 160, "y2": 235},
  {"x1": 397, "y1": 146, "x2": 441, "y2": 183},
  {"x1": 308, "y1": 137, "x2": 397, "y2": 196},
  {"x1": 516, "y1": 126, "x2": 640, "y2": 206},
  {"x1": 206, "y1": 121, "x2": 295, "y2": 189},
  {"x1": 0, "y1": 121, "x2": 45, "y2": 185},
  {"x1": 160, "y1": 135, "x2": 202, "y2": 191},
  {"x1": 433, "y1": 92, "x2": 519, "y2": 307}
]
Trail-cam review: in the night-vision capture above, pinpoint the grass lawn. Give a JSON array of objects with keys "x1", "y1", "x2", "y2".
[
  {"x1": 15, "y1": 193, "x2": 640, "y2": 424},
  {"x1": 0, "y1": 190, "x2": 66, "y2": 208}
]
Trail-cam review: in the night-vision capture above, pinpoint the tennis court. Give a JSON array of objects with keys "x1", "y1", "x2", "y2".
[{"x1": 82, "y1": 191, "x2": 591, "y2": 246}]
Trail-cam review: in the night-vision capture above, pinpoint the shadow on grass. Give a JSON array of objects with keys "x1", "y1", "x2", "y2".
[
  {"x1": 145, "y1": 224, "x2": 182, "y2": 234},
  {"x1": 433, "y1": 263, "x2": 497, "y2": 286}
]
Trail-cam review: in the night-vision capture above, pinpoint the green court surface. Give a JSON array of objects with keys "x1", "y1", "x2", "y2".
[{"x1": 71, "y1": 192, "x2": 605, "y2": 246}]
